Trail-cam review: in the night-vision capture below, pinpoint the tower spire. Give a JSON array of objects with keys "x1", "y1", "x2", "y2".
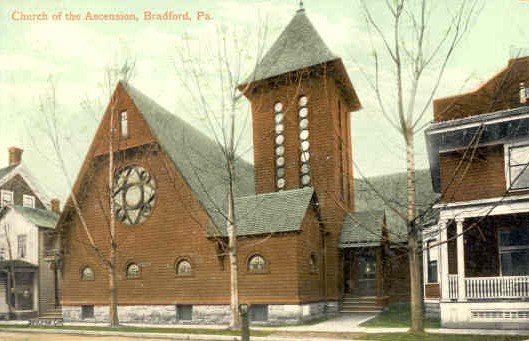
[{"x1": 298, "y1": 0, "x2": 304, "y2": 12}]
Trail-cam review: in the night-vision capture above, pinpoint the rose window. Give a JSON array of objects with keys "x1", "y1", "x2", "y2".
[{"x1": 113, "y1": 166, "x2": 156, "y2": 225}]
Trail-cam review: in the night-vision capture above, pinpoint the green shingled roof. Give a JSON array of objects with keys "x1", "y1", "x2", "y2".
[
  {"x1": 244, "y1": 9, "x2": 338, "y2": 84},
  {"x1": 350, "y1": 169, "x2": 439, "y2": 245},
  {"x1": 210, "y1": 187, "x2": 314, "y2": 237},
  {"x1": 340, "y1": 210, "x2": 385, "y2": 248},
  {"x1": 123, "y1": 82, "x2": 256, "y2": 231},
  {"x1": 12, "y1": 205, "x2": 59, "y2": 229}
]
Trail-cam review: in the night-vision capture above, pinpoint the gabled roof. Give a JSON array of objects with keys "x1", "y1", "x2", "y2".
[
  {"x1": 210, "y1": 187, "x2": 315, "y2": 237},
  {"x1": 340, "y1": 210, "x2": 385, "y2": 248},
  {"x1": 0, "y1": 164, "x2": 51, "y2": 209},
  {"x1": 246, "y1": 9, "x2": 337, "y2": 84},
  {"x1": 12, "y1": 205, "x2": 59, "y2": 229},
  {"x1": 120, "y1": 82, "x2": 255, "y2": 230},
  {"x1": 0, "y1": 165, "x2": 17, "y2": 181},
  {"x1": 352, "y1": 169, "x2": 439, "y2": 245}
]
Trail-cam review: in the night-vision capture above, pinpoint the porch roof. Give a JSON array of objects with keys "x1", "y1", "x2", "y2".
[
  {"x1": 0, "y1": 260, "x2": 38, "y2": 270},
  {"x1": 339, "y1": 210, "x2": 385, "y2": 248}
]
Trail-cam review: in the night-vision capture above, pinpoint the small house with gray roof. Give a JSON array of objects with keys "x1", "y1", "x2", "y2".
[{"x1": 0, "y1": 147, "x2": 61, "y2": 320}]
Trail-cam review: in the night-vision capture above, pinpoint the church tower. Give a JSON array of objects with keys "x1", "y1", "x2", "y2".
[
  {"x1": 241, "y1": 7, "x2": 361, "y2": 209},
  {"x1": 240, "y1": 7, "x2": 362, "y2": 299}
]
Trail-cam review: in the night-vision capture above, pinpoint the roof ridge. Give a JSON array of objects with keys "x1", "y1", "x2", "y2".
[{"x1": 235, "y1": 186, "x2": 313, "y2": 200}]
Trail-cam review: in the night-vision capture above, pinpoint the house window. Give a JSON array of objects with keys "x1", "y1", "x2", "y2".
[
  {"x1": 426, "y1": 239, "x2": 438, "y2": 283},
  {"x1": 176, "y1": 259, "x2": 192, "y2": 275},
  {"x1": 309, "y1": 253, "x2": 318, "y2": 272},
  {"x1": 126, "y1": 263, "x2": 140, "y2": 279},
  {"x1": 0, "y1": 246, "x2": 5, "y2": 261},
  {"x1": 507, "y1": 144, "x2": 529, "y2": 190},
  {"x1": 120, "y1": 111, "x2": 129, "y2": 138},
  {"x1": 298, "y1": 96, "x2": 311, "y2": 187},
  {"x1": 17, "y1": 235, "x2": 27, "y2": 259},
  {"x1": 274, "y1": 102, "x2": 286, "y2": 191},
  {"x1": 177, "y1": 305, "x2": 193, "y2": 321},
  {"x1": 22, "y1": 195, "x2": 35, "y2": 208},
  {"x1": 81, "y1": 305, "x2": 94, "y2": 319},
  {"x1": 250, "y1": 305, "x2": 268, "y2": 322},
  {"x1": 81, "y1": 266, "x2": 94, "y2": 281},
  {"x1": 248, "y1": 255, "x2": 266, "y2": 272},
  {"x1": 0, "y1": 190, "x2": 13, "y2": 207},
  {"x1": 499, "y1": 226, "x2": 529, "y2": 276}
]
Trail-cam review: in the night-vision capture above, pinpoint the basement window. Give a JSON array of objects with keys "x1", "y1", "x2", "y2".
[
  {"x1": 506, "y1": 144, "x2": 529, "y2": 190},
  {"x1": 81, "y1": 305, "x2": 94, "y2": 319},
  {"x1": 250, "y1": 305, "x2": 268, "y2": 322},
  {"x1": 177, "y1": 305, "x2": 193, "y2": 321}
]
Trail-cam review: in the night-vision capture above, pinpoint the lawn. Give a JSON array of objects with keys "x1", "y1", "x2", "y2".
[
  {"x1": 360, "y1": 303, "x2": 441, "y2": 328},
  {"x1": 362, "y1": 333, "x2": 528, "y2": 341},
  {"x1": 0, "y1": 324, "x2": 273, "y2": 337}
]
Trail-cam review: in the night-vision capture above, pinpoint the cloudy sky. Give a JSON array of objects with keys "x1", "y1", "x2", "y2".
[{"x1": 0, "y1": 0, "x2": 528, "y2": 201}]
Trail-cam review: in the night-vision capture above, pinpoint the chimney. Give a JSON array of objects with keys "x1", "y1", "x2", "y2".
[
  {"x1": 8, "y1": 147, "x2": 23, "y2": 167},
  {"x1": 50, "y1": 199, "x2": 61, "y2": 214}
]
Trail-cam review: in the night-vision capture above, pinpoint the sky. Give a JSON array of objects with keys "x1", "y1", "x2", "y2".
[{"x1": 0, "y1": 0, "x2": 528, "y2": 202}]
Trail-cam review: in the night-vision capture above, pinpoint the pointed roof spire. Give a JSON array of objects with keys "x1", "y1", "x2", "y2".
[
  {"x1": 243, "y1": 7, "x2": 337, "y2": 84},
  {"x1": 298, "y1": 0, "x2": 304, "y2": 12}
]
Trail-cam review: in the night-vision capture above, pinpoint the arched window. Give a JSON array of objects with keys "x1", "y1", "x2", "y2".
[
  {"x1": 248, "y1": 255, "x2": 266, "y2": 272},
  {"x1": 310, "y1": 254, "x2": 318, "y2": 273},
  {"x1": 81, "y1": 266, "x2": 94, "y2": 281},
  {"x1": 176, "y1": 259, "x2": 192, "y2": 275},
  {"x1": 126, "y1": 263, "x2": 140, "y2": 279},
  {"x1": 298, "y1": 96, "x2": 311, "y2": 187},
  {"x1": 274, "y1": 102, "x2": 286, "y2": 191}
]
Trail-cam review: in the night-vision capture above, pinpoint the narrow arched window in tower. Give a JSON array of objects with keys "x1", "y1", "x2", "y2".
[
  {"x1": 274, "y1": 102, "x2": 286, "y2": 190},
  {"x1": 298, "y1": 96, "x2": 311, "y2": 187}
]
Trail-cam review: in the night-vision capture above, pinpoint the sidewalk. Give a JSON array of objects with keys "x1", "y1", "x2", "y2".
[{"x1": 1, "y1": 314, "x2": 529, "y2": 340}]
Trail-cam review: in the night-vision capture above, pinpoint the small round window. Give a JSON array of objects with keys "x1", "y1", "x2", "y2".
[
  {"x1": 81, "y1": 266, "x2": 94, "y2": 281},
  {"x1": 113, "y1": 165, "x2": 156, "y2": 225},
  {"x1": 176, "y1": 259, "x2": 192, "y2": 275},
  {"x1": 248, "y1": 255, "x2": 266, "y2": 272},
  {"x1": 126, "y1": 263, "x2": 141, "y2": 279}
]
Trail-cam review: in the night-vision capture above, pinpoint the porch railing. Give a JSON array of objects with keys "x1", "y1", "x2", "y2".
[
  {"x1": 465, "y1": 276, "x2": 529, "y2": 299},
  {"x1": 448, "y1": 274, "x2": 458, "y2": 299}
]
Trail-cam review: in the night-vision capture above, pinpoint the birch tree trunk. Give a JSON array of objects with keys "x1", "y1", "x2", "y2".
[
  {"x1": 405, "y1": 131, "x2": 423, "y2": 333},
  {"x1": 108, "y1": 106, "x2": 119, "y2": 327}
]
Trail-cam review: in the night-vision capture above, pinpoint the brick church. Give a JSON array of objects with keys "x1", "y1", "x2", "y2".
[{"x1": 58, "y1": 7, "x2": 411, "y2": 324}]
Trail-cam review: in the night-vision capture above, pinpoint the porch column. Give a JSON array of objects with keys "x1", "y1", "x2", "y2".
[
  {"x1": 456, "y1": 218, "x2": 466, "y2": 302},
  {"x1": 439, "y1": 219, "x2": 450, "y2": 301}
]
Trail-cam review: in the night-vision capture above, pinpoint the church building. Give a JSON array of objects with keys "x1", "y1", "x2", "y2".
[{"x1": 58, "y1": 7, "x2": 410, "y2": 324}]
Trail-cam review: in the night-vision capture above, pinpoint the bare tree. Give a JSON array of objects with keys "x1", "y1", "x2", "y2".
[
  {"x1": 32, "y1": 60, "x2": 135, "y2": 327},
  {"x1": 173, "y1": 22, "x2": 269, "y2": 329},
  {"x1": 357, "y1": 0, "x2": 482, "y2": 332}
]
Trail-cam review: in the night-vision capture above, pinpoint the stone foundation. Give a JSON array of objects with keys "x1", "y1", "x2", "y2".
[
  {"x1": 424, "y1": 301, "x2": 440, "y2": 319},
  {"x1": 63, "y1": 301, "x2": 339, "y2": 325}
]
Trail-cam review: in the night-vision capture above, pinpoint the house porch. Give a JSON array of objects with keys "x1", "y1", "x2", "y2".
[{"x1": 435, "y1": 200, "x2": 529, "y2": 329}]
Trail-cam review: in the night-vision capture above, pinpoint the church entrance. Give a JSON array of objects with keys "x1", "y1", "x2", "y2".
[
  {"x1": 342, "y1": 247, "x2": 381, "y2": 297},
  {"x1": 357, "y1": 255, "x2": 377, "y2": 296}
]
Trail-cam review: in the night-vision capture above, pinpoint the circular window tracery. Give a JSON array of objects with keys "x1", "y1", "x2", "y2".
[{"x1": 113, "y1": 166, "x2": 156, "y2": 225}]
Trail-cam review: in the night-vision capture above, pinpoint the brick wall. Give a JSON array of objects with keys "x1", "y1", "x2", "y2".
[
  {"x1": 60, "y1": 84, "x2": 329, "y2": 307},
  {"x1": 245, "y1": 70, "x2": 356, "y2": 300}
]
